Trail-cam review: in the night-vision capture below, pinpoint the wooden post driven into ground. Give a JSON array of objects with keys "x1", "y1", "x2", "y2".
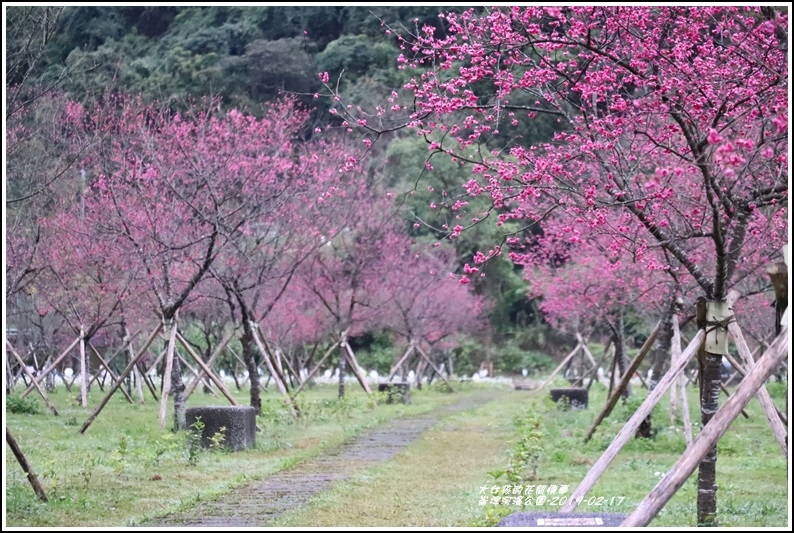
[
  {"x1": 622, "y1": 327, "x2": 789, "y2": 526},
  {"x1": 6, "y1": 428, "x2": 48, "y2": 502},
  {"x1": 560, "y1": 329, "x2": 706, "y2": 513}
]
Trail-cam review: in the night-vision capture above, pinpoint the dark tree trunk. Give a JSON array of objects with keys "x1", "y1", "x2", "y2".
[
  {"x1": 697, "y1": 350, "x2": 722, "y2": 525},
  {"x1": 338, "y1": 348, "x2": 347, "y2": 399},
  {"x1": 613, "y1": 313, "x2": 632, "y2": 399},
  {"x1": 171, "y1": 351, "x2": 186, "y2": 431},
  {"x1": 639, "y1": 301, "x2": 677, "y2": 438},
  {"x1": 240, "y1": 320, "x2": 261, "y2": 414}
]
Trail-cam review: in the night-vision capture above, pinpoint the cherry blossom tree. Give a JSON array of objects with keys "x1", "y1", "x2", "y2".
[
  {"x1": 208, "y1": 131, "x2": 363, "y2": 413},
  {"x1": 296, "y1": 189, "x2": 408, "y2": 398},
  {"x1": 70, "y1": 94, "x2": 323, "y2": 428},
  {"x1": 362, "y1": 6, "x2": 788, "y2": 524},
  {"x1": 382, "y1": 242, "x2": 487, "y2": 385}
]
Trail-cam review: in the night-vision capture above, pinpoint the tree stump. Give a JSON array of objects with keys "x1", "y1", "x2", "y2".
[
  {"x1": 550, "y1": 388, "x2": 588, "y2": 409},
  {"x1": 379, "y1": 382, "x2": 411, "y2": 404},
  {"x1": 185, "y1": 406, "x2": 256, "y2": 451}
]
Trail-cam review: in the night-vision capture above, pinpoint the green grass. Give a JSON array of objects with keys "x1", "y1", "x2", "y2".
[
  {"x1": 4, "y1": 381, "x2": 477, "y2": 527},
  {"x1": 5, "y1": 377, "x2": 789, "y2": 527}
]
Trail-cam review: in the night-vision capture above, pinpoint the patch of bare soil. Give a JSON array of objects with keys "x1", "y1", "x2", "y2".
[{"x1": 147, "y1": 390, "x2": 497, "y2": 527}]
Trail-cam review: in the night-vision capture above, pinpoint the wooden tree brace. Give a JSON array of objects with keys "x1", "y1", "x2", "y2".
[
  {"x1": 7, "y1": 428, "x2": 48, "y2": 502},
  {"x1": 6, "y1": 340, "x2": 59, "y2": 416},
  {"x1": 21, "y1": 335, "x2": 82, "y2": 398},
  {"x1": 622, "y1": 327, "x2": 789, "y2": 526},
  {"x1": 80, "y1": 322, "x2": 164, "y2": 433},
  {"x1": 561, "y1": 329, "x2": 706, "y2": 512},
  {"x1": 176, "y1": 331, "x2": 238, "y2": 406}
]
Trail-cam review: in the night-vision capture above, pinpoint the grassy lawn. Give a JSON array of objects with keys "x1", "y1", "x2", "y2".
[
  {"x1": 274, "y1": 378, "x2": 788, "y2": 527},
  {"x1": 5, "y1": 377, "x2": 790, "y2": 527},
  {"x1": 5, "y1": 381, "x2": 478, "y2": 527}
]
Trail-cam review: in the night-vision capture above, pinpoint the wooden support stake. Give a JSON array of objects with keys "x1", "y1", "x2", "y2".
[
  {"x1": 6, "y1": 340, "x2": 59, "y2": 416},
  {"x1": 184, "y1": 328, "x2": 236, "y2": 398},
  {"x1": 255, "y1": 324, "x2": 293, "y2": 394},
  {"x1": 719, "y1": 381, "x2": 749, "y2": 418},
  {"x1": 5, "y1": 351, "x2": 16, "y2": 392},
  {"x1": 576, "y1": 333, "x2": 599, "y2": 368},
  {"x1": 387, "y1": 344, "x2": 416, "y2": 381},
  {"x1": 80, "y1": 322, "x2": 164, "y2": 433},
  {"x1": 680, "y1": 375, "x2": 693, "y2": 446},
  {"x1": 6, "y1": 428, "x2": 48, "y2": 502},
  {"x1": 79, "y1": 327, "x2": 88, "y2": 407},
  {"x1": 536, "y1": 344, "x2": 583, "y2": 392},
  {"x1": 622, "y1": 328, "x2": 789, "y2": 527},
  {"x1": 293, "y1": 341, "x2": 339, "y2": 395},
  {"x1": 580, "y1": 347, "x2": 611, "y2": 390},
  {"x1": 727, "y1": 315, "x2": 788, "y2": 456},
  {"x1": 175, "y1": 332, "x2": 238, "y2": 406},
  {"x1": 21, "y1": 335, "x2": 82, "y2": 398},
  {"x1": 86, "y1": 342, "x2": 134, "y2": 404},
  {"x1": 583, "y1": 321, "x2": 662, "y2": 443},
  {"x1": 561, "y1": 329, "x2": 706, "y2": 512},
  {"x1": 415, "y1": 344, "x2": 454, "y2": 391},
  {"x1": 671, "y1": 316, "x2": 693, "y2": 446},
  {"x1": 342, "y1": 341, "x2": 372, "y2": 394},
  {"x1": 144, "y1": 348, "x2": 167, "y2": 379},
  {"x1": 250, "y1": 323, "x2": 298, "y2": 417}
]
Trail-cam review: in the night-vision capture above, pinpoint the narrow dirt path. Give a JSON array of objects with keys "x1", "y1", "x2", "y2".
[{"x1": 147, "y1": 390, "x2": 501, "y2": 527}]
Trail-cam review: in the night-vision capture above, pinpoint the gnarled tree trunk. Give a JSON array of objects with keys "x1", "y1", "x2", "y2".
[{"x1": 240, "y1": 319, "x2": 261, "y2": 414}]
